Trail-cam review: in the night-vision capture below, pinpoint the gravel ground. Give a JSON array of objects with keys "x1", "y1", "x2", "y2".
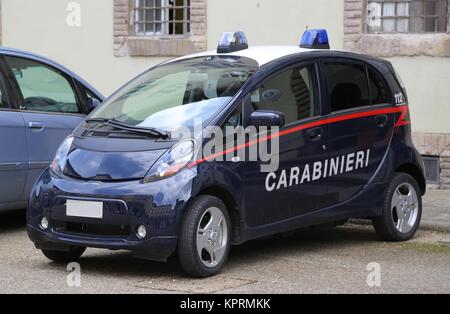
[{"x1": 0, "y1": 210, "x2": 449, "y2": 294}]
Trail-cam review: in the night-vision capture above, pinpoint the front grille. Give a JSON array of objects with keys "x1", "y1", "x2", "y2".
[{"x1": 53, "y1": 220, "x2": 130, "y2": 237}]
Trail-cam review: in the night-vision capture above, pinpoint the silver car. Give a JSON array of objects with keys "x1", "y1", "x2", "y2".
[{"x1": 0, "y1": 48, "x2": 103, "y2": 211}]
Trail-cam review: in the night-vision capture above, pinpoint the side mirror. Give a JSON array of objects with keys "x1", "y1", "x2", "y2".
[
  {"x1": 249, "y1": 110, "x2": 285, "y2": 128},
  {"x1": 87, "y1": 97, "x2": 101, "y2": 113}
]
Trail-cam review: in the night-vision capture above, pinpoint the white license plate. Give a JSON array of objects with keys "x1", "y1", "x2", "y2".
[{"x1": 66, "y1": 199, "x2": 103, "y2": 219}]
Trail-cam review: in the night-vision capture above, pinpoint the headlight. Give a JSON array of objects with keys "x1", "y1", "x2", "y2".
[
  {"x1": 50, "y1": 136, "x2": 74, "y2": 174},
  {"x1": 144, "y1": 139, "x2": 195, "y2": 182}
]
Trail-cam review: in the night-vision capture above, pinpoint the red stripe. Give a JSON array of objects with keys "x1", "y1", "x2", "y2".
[
  {"x1": 395, "y1": 105, "x2": 410, "y2": 127},
  {"x1": 189, "y1": 105, "x2": 409, "y2": 167}
]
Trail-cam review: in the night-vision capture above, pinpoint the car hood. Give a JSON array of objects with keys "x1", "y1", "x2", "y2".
[{"x1": 62, "y1": 137, "x2": 171, "y2": 181}]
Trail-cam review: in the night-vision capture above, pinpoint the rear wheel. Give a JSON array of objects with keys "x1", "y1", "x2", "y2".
[
  {"x1": 41, "y1": 246, "x2": 86, "y2": 263},
  {"x1": 372, "y1": 173, "x2": 422, "y2": 242},
  {"x1": 178, "y1": 195, "x2": 231, "y2": 277}
]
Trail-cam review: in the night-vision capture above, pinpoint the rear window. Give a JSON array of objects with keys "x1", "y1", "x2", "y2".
[
  {"x1": 324, "y1": 62, "x2": 390, "y2": 112},
  {"x1": 367, "y1": 67, "x2": 390, "y2": 105}
]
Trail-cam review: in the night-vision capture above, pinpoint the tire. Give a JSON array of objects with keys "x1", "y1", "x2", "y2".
[
  {"x1": 372, "y1": 173, "x2": 422, "y2": 242},
  {"x1": 41, "y1": 246, "x2": 86, "y2": 263},
  {"x1": 177, "y1": 195, "x2": 231, "y2": 278}
]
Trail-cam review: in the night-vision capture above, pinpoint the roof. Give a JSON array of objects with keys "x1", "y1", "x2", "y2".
[
  {"x1": 0, "y1": 47, "x2": 104, "y2": 100},
  {"x1": 169, "y1": 45, "x2": 391, "y2": 72},
  {"x1": 172, "y1": 45, "x2": 327, "y2": 66}
]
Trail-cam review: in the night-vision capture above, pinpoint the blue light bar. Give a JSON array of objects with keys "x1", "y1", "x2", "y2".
[
  {"x1": 217, "y1": 31, "x2": 249, "y2": 53},
  {"x1": 300, "y1": 29, "x2": 330, "y2": 49}
]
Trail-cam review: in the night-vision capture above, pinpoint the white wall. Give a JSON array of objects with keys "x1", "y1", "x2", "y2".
[
  {"x1": 2, "y1": 0, "x2": 344, "y2": 96},
  {"x1": 3, "y1": 0, "x2": 447, "y2": 134},
  {"x1": 388, "y1": 57, "x2": 450, "y2": 134},
  {"x1": 207, "y1": 0, "x2": 344, "y2": 50},
  {"x1": 2, "y1": 0, "x2": 166, "y2": 96}
]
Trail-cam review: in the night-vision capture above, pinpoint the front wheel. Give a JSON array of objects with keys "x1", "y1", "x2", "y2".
[
  {"x1": 372, "y1": 173, "x2": 422, "y2": 242},
  {"x1": 177, "y1": 195, "x2": 231, "y2": 277}
]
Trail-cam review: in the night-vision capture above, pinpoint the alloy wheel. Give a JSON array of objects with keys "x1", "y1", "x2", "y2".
[{"x1": 196, "y1": 207, "x2": 228, "y2": 268}]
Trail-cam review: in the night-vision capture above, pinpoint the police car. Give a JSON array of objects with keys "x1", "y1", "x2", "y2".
[{"x1": 27, "y1": 30, "x2": 426, "y2": 277}]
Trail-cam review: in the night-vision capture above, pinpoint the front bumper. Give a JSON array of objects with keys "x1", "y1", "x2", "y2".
[
  {"x1": 27, "y1": 168, "x2": 196, "y2": 261},
  {"x1": 27, "y1": 225, "x2": 177, "y2": 262}
]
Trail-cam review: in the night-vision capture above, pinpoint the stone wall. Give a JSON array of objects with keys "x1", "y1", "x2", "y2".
[
  {"x1": 412, "y1": 133, "x2": 450, "y2": 189},
  {"x1": 113, "y1": 0, "x2": 207, "y2": 57},
  {"x1": 344, "y1": 0, "x2": 450, "y2": 57}
]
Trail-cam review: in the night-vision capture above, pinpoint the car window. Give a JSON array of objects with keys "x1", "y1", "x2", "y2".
[
  {"x1": 324, "y1": 62, "x2": 370, "y2": 112},
  {"x1": 86, "y1": 89, "x2": 102, "y2": 103},
  {"x1": 5, "y1": 56, "x2": 80, "y2": 114},
  {"x1": 0, "y1": 76, "x2": 7, "y2": 108},
  {"x1": 367, "y1": 67, "x2": 390, "y2": 105},
  {"x1": 220, "y1": 106, "x2": 244, "y2": 146},
  {"x1": 250, "y1": 64, "x2": 320, "y2": 125},
  {"x1": 223, "y1": 108, "x2": 243, "y2": 129}
]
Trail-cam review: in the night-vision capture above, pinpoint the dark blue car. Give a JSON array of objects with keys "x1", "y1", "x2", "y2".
[
  {"x1": 27, "y1": 31, "x2": 426, "y2": 277},
  {"x1": 0, "y1": 48, "x2": 103, "y2": 212}
]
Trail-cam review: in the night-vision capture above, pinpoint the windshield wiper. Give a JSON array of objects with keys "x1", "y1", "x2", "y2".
[
  {"x1": 85, "y1": 118, "x2": 171, "y2": 139},
  {"x1": 85, "y1": 117, "x2": 111, "y2": 123},
  {"x1": 107, "y1": 119, "x2": 170, "y2": 139}
]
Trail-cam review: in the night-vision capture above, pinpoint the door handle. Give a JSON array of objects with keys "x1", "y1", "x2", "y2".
[
  {"x1": 375, "y1": 115, "x2": 388, "y2": 128},
  {"x1": 305, "y1": 127, "x2": 323, "y2": 141},
  {"x1": 28, "y1": 121, "x2": 44, "y2": 130}
]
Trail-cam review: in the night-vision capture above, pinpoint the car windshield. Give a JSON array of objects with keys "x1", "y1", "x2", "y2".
[{"x1": 90, "y1": 56, "x2": 258, "y2": 133}]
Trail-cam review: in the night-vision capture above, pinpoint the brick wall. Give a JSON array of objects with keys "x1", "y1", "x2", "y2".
[
  {"x1": 113, "y1": 0, "x2": 207, "y2": 57},
  {"x1": 189, "y1": 0, "x2": 207, "y2": 51},
  {"x1": 113, "y1": 0, "x2": 128, "y2": 56},
  {"x1": 344, "y1": 0, "x2": 364, "y2": 36}
]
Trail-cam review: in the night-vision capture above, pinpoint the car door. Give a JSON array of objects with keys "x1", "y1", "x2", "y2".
[
  {"x1": 3, "y1": 55, "x2": 87, "y2": 200},
  {"x1": 321, "y1": 59, "x2": 395, "y2": 205},
  {"x1": 0, "y1": 62, "x2": 28, "y2": 205},
  {"x1": 241, "y1": 62, "x2": 329, "y2": 226}
]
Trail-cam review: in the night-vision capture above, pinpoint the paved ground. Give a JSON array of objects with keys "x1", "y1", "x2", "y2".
[
  {"x1": 422, "y1": 189, "x2": 450, "y2": 232},
  {"x1": 0, "y1": 209, "x2": 449, "y2": 294}
]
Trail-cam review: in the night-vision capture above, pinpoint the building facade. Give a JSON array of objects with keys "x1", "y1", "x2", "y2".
[{"x1": 0, "y1": 0, "x2": 449, "y2": 188}]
